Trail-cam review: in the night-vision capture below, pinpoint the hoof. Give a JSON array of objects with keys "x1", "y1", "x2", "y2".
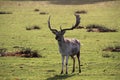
[
  {"x1": 72, "y1": 69, "x2": 75, "y2": 73},
  {"x1": 66, "y1": 71, "x2": 68, "y2": 74},
  {"x1": 79, "y1": 70, "x2": 81, "y2": 73},
  {"x1": 60, "y1": 71, "x2": 63, "y2": 74}
]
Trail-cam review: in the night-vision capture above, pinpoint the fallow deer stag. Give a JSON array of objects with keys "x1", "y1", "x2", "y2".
[{"x1": 48, "y1": 14, "x2": 81, "y2": 74}]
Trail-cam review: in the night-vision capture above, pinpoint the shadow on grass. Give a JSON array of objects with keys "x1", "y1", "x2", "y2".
[
  {"x1": 8, "y1": 0, "x2": 116, "y2": 5},
  {"x1": 46, "y1": 74, "x2": 75, "y2": 80},
  {"x1": 49, "y1": 0, "x2": 115, "y2": 5}
]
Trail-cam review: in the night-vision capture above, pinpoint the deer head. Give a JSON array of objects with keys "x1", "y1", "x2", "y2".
[{"x1": 48, "y1": 14, "x2": 80, "y2": 41}]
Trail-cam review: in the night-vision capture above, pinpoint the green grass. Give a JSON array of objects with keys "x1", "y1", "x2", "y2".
[{"x1": 0, "y1": 0, "x2": 120, "y2": 80}]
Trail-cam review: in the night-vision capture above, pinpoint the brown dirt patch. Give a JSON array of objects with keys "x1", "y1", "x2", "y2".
[
  {"x1": 103, "y1": 46, "x2": 120, "y2": 52},
  {"x1": 26, "y1": 25, "x2": 41, "y2": 30},
  {"x1": 0, "y1": 11, "x2": 12, "y2": 14},
  {"x1": 39, "y1": 12, "x2": 48, "y2": 15},
  {"x1": 86, "y1": 24, "x2": 117, "y2": 32},
  {"x1": 75, "y1": 26, "x2": 85, "y2": 29},
  {"x1": 0, "y1": 48, "x2": 42, "y2": 58},
  {"x1": 34, "y1": 9, "x2": 40, "y2": 12},
  {"x1": 75, "y1": 10, "x2": 87, "y2": 14}
]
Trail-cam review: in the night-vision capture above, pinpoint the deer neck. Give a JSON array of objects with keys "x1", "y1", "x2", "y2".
[{"x1": 57, "y1": 37, "x2": 66, "y2": 47}]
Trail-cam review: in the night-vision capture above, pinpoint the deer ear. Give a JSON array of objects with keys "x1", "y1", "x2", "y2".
[
  {"x1": 61, "y1": 30, "x2": 66, "y2": 35},
  {"x1": 52, "y1": 30, "x2": 58, "y2": 35}
]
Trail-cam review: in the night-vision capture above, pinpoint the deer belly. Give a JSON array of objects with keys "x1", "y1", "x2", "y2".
[
  {"x1": 70, "y1": 43, "x2": 80, "y2": 55},
  {"x1": 71, "y1": 47, "x2": 79, "y2": 55},
  {"x1": 59, "y1": 46, "x2": 79, "y2": 56}
]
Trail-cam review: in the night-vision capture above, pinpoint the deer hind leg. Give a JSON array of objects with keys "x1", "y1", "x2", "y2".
[
  {"x1": 77, "y1": 51, "x2": 81, "y2": 73},
  {"x1": 71, "y1": 56, "x2": 75, "y2": 73}
]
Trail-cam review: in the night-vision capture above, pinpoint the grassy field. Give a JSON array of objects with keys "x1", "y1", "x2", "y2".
[{"x1": 0, "y1": 0, "x2": 120, "y2": 80}]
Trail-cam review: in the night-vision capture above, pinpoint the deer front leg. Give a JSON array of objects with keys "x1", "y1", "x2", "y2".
[
  {"x1": 71, "y1": 56, "x2": 75, "y2": 73},
  {"x1": 77, "y1": 52, "x2": 81, "y2": 73},
  {"x1": 61, "y1": 55, "x2": 65, "y2": 74},
  {"x1": 66, "y1": 56, "x2": 69, "y2": 74}
]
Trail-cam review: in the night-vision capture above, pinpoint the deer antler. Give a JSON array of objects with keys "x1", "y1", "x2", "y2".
[
  {"x1": 61, "y1": 14, "x2": 80, "y2": 31},
  {"x1": 48, "y1": 16, "x2": 58, "y2": 33}
]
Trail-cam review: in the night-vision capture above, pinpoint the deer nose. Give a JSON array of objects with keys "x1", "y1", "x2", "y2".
[{"x1": 55, "y1": 36, "x2": 61, "y2": 41}]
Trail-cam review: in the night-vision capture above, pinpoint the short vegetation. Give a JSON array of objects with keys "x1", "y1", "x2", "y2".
[{"x1": 0, "y1": 0, "x2": 120, "y2": 80}]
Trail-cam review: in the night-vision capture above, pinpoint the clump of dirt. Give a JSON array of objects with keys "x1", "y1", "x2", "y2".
[
  {"x1": 103, "y1": 46, "x2": 120, "y2": 52},
  {"x1": 26, "y1": 25, "x2": 41, "y2": 30},
  {"x1": 75, "y1": 26, "x2": 84, "y2": 29},
  {"x1": 39, "y1": 12, "x2": 48, "y2": 15},
  {"x1": 47, "y1": 70, "x2": 56, "y2": 72},
  {"x1": 75, "y1": 10, "x2": 87, "y2": 14},
  {"x1": 0, "y1": 48, "x2": 7, "y2": 56},
  {"x1": 15, "y1": 48, "x2": 41, "y2": 58},
  {"x1": 0, "y1": 48, "x2": 42, "y2": 58},
  {"x1": 0, "y1": 11, "x2": 12, "y2": 14},
  {"x1": 34, "y1": 9, "x2": 48, "y2": 15},
  {"x1": 86, "y1": 24, "x2": 117, "y2": 32},
  {"x1": 34, "y1": 9, "x2": 40, "y2": 12}
]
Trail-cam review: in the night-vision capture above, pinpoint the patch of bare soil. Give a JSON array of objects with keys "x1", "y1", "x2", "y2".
[
  {"x1": 26, "y1": 25, "x2": 41, "y2": 30},
  {"x1": 86, "y1": 24, "x2": 117, "y2": 32},
  {"x1": 0, "y1": 11, "x2": 12, "y2": 14},
  {"x1": 39, "y1": 12, "x2": 48, "y2": 15},
  {"x1": 103, "y1": 46, "x2": 120, "y2": 52},
  {"x1": 0, "y1": 48, "x2": 41, "y2": 58},
  {"x1": 75, "y1": 10, "x2": 87, "y2": 14},
  {"x1": 75, "y1": 26, "x2": 84, "y2": 29},
  {"x1": 0, "y1": 48, "x2": 7, "y2": 56},
  {"x1": 34, "y1": 9, "x2": 40, "y2": 12},
  {"x1": 33, "y1": 9, "x2": 48, "y2": 15}
]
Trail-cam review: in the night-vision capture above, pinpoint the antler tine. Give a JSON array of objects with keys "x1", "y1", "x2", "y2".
[
  {"x1": 73, "y1": 14, "x2": 80, "y2": 28},
  {"x1": 61, "y1": 14, "x2": 80, "y2": 31},
  {"x1": 48, "y1": 16, "x2": 52, "y2": 31},
  {"x1": 60, "y1": 25, "x2": 62, "y2": 31},
  {"x1": 48, "y1": 16, "x2": 57, "y2": 32}
]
